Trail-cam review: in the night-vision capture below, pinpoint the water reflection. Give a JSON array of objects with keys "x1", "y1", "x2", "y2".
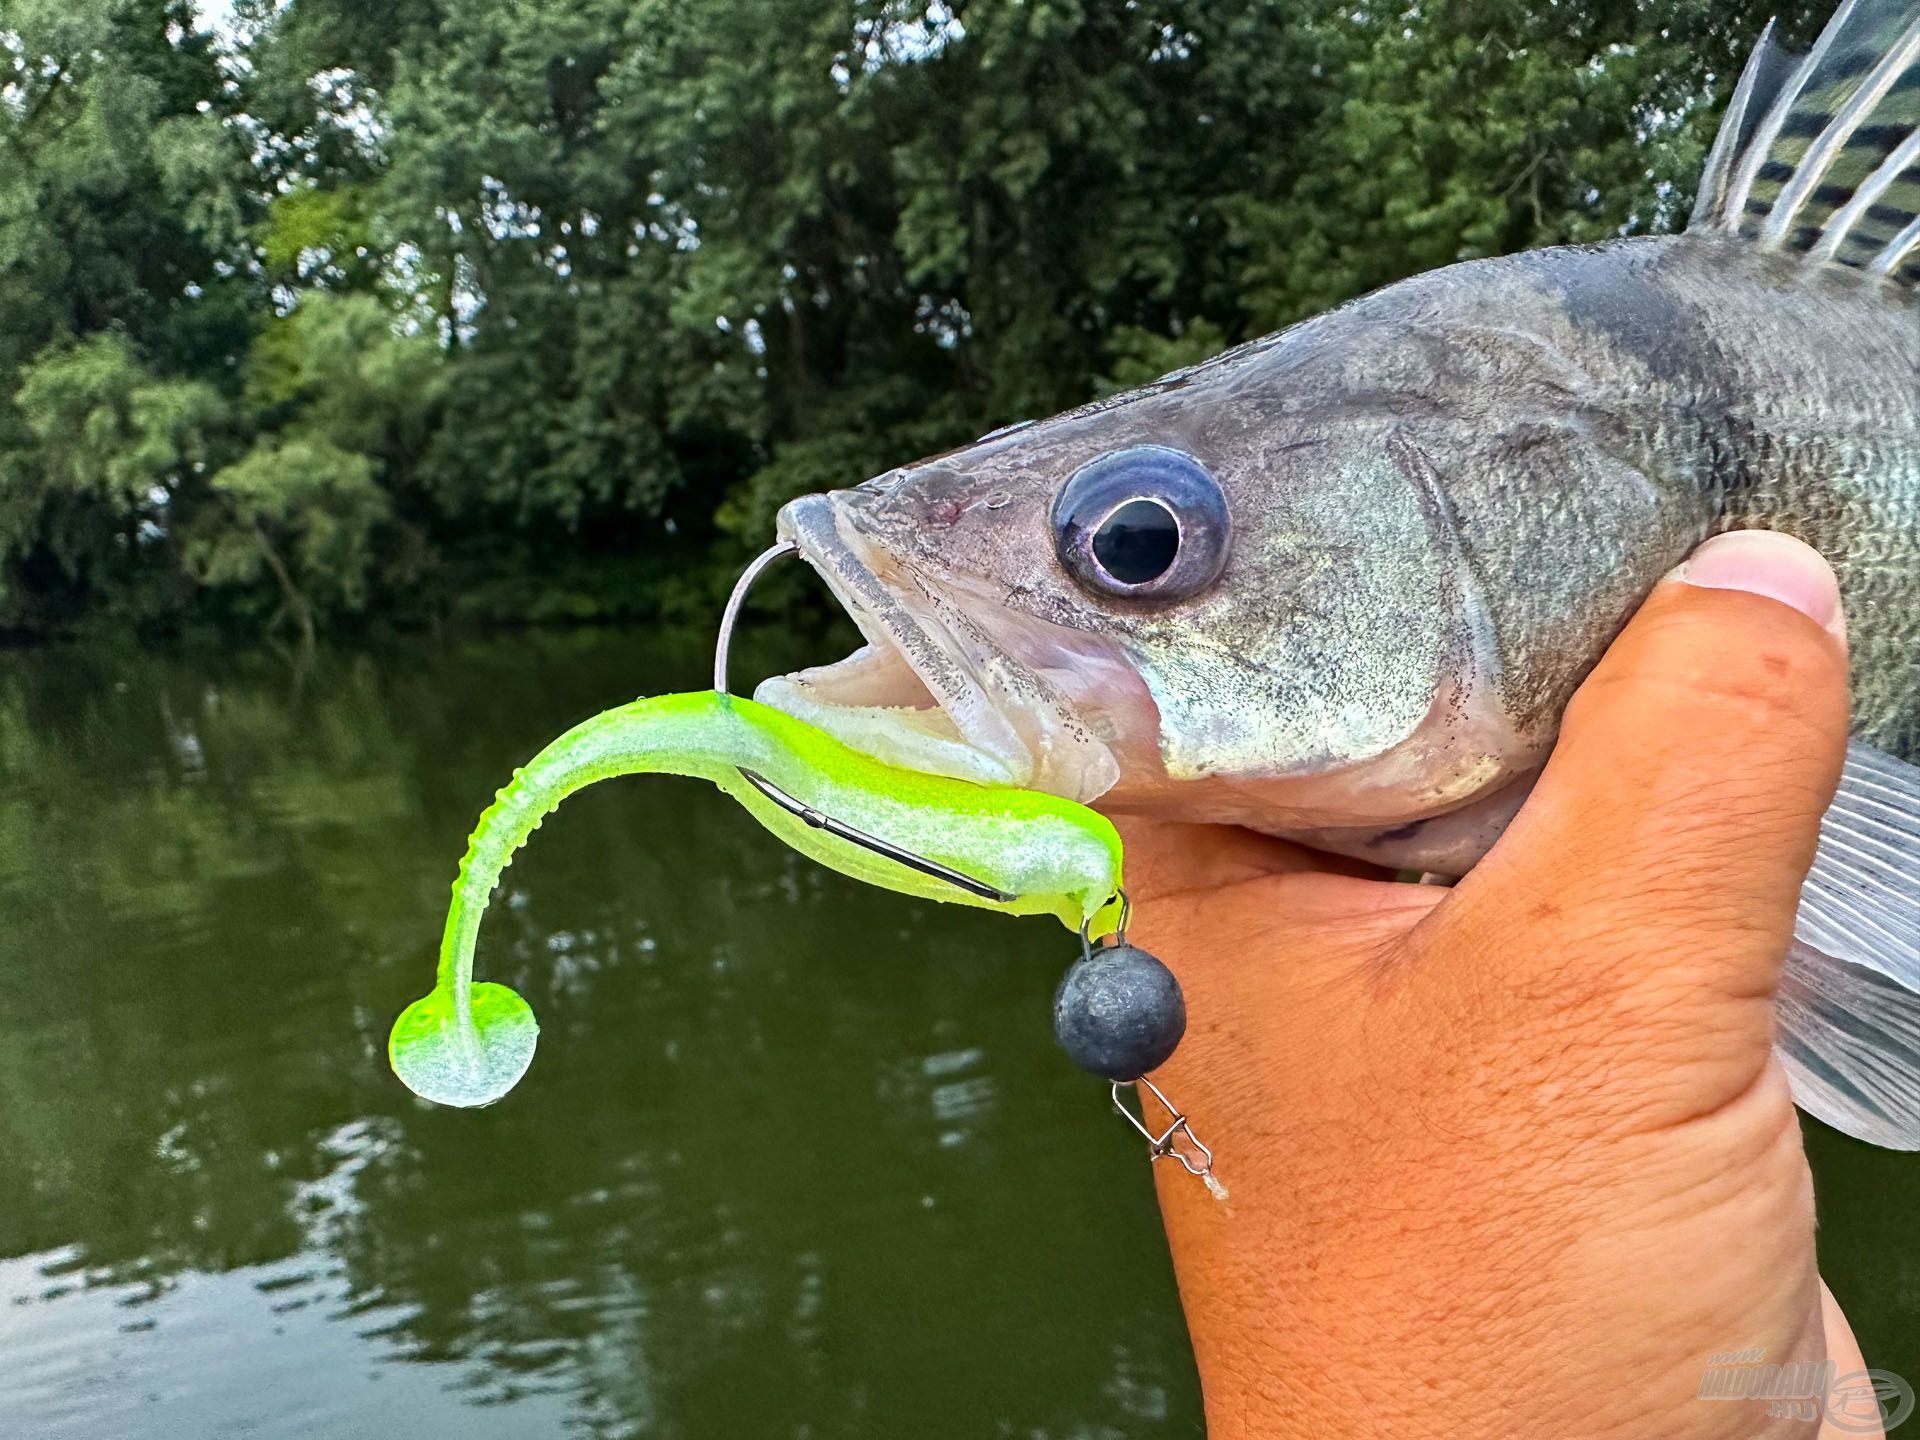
[{"x1": 0, "y1": 632, "x2": 1198, "y2": 1438}]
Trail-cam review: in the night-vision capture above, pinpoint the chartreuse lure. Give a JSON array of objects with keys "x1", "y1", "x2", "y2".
[{"x1": 389, "y1": 690, "x2": 1124, "y2": 1107}]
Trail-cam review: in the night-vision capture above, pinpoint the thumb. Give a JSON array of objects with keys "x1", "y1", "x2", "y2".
[{"x1": 1467, "y1": 529, "x2": 1850, "y2": 999}]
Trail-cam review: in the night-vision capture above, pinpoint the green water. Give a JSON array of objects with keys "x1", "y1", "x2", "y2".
[{"x1": 0, "y1": 630, "x2": 1914, "y2": 1438}]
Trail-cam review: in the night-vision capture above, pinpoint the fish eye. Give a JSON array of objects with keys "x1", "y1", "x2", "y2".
[
  {"x1": 1050, "y1": 446, "x2": 1230, "y2": 601},
  {"x1": 1092, "y1": 499, "x2": 1180, "y2": 584}
]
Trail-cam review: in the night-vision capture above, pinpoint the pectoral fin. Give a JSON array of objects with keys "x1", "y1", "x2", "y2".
[
  {"x1": 1778, "y1": 942, "x2": 1920, "y2": 1149},
  {"x1": 1776, "y1": 741, "x2": 1920, "y2": 1148}
]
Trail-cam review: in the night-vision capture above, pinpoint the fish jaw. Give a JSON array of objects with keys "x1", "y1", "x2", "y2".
[{"x1": 754, "y1": 493, "x2": 1134, "y2": 803}]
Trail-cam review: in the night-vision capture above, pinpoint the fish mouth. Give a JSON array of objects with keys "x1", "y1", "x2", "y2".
[{"x1": 752, "y1": 493, "x2": 1130, "y2": 802}]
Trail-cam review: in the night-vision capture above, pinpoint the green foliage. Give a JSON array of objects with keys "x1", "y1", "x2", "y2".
[
  {"x1": 0, "y1": 0, "x2": 1791, "y2": 639},
  {"x1": 258, "y1": 185, "x2": 374, "y2": 281},
  {"x1": 190, "y1": 435, "x2": 390, "y2": 635},
  {"x1": 3, "y1": 334, "x2": 223, "y2": 613},
  {"x1": 1220, "y1": 0, "x2": 1796, "y2": 325},
  {"x1": 1096, "y1": 320, "x2": 1233, "y2": 397},
  {"x1": 245, "y1": 293, "x2": 444, "y2": 451},
  {"x1": 14, "y1": 335, "x2": 221, "y2": 508}
]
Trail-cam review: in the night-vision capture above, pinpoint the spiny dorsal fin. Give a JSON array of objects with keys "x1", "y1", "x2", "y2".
[
  {"x1": 1691, "y1": 20, "x2": 1795, "y2": 230},
  {"x1": 1690, "y1": 0, "x2": 1920, "y2": 288}
]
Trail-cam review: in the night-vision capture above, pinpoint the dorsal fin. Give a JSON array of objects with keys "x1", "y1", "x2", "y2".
[
  {"x1": 1690, "y1": 0, "x2": 1920, "y2": 288},
  {"x1": 1691, "y1": 20, "x2": 1796, "y2": 230}
]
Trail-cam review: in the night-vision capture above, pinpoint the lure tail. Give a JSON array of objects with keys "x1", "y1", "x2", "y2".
[{"x1": 389, "y1": 697, "x2": 731, "y2": 1108}]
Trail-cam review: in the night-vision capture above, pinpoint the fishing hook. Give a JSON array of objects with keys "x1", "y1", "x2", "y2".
[
  {"x1": 713, "y1": 542, "x2": 1016, "y2": 904},
  {"x1": 722, "y1": 546, "x2": 1222, "y2": 1194}
]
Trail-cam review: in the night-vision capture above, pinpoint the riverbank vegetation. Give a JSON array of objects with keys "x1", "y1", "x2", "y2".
[{"x1": 1, "y1": 0, "x2": 1799, "y2": 642}]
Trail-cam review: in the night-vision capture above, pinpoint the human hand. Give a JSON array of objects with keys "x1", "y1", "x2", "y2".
[{"x1": 1120, "y1": 531, "x2": 1880, "y2": 1440}]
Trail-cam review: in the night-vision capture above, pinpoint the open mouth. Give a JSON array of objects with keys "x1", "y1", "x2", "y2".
[{"x1": 751, "y1": 494, "x2": 1127, "y2": 803}]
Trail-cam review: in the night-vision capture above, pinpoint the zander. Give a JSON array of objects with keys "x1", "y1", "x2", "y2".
[{"x1": 750, "y1": 0, "x2": 1920, "y2": 1146}]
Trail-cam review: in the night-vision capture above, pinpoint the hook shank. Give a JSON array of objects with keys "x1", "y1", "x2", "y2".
[{"x1": 714, "y1": 541, "x2": 1013, "y2": 904}]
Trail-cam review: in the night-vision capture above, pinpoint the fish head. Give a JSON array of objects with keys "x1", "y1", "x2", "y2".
[{"x1": 757, "y1": 339, "x2": 1529, "y2": 829}]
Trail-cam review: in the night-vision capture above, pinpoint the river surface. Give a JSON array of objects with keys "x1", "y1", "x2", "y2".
[{"x1": 0, "y1": 629, "x2": 1914, "y2": 1438}]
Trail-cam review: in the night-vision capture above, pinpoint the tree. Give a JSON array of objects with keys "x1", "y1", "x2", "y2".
[
  {"x1": 3, "y1": 333, "x2": 224, "y2": 621},
  {"x1": 0, "y1": 0, "x2": 1800, "y2": 639},
  {"x1": 189, "y1": 435, "x2": 387, "y2": 646}
]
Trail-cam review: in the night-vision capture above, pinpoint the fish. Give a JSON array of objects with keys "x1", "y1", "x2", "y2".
[
  {"x1": 390, "y1": 690, "x2": 1124, "y2": 1106},
  {"x1": 750, "y1": 0, "x2": 1920, "y2": 1148}
]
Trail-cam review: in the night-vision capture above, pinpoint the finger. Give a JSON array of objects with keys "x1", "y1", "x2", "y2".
[
  {"x1": 1818, "y1": 1280, "x2": 1879, "y2": 1440},
  {"x1": 1462, "y1": 529, "x2": 1850, "y2": 997},
  {"x1": 1110, "y1": 816, "x2": 1383, "y2": 905}
]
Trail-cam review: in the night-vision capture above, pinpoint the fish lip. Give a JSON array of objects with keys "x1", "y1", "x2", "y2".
[
  {"x1": 759, "y1": 493, "x2": 1121, "y2": 798},
  {"x1": 771, "y1": 493, "x2": 1024, "y2": 777}
]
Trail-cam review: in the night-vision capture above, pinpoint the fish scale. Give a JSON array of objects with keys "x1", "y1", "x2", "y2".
[{"x1": 1591, "y1": 240, "x2": 1920, "y2": 753}]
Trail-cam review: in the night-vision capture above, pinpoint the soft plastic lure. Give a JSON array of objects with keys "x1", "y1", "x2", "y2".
[{"x1": 389, "y1": 690, "x2": 1124, "y2": 1107}]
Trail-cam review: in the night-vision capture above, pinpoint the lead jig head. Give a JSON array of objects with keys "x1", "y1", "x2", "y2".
[{"x1": 1053, "y1": 897, "x2": 1224, "y2": 1198}]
